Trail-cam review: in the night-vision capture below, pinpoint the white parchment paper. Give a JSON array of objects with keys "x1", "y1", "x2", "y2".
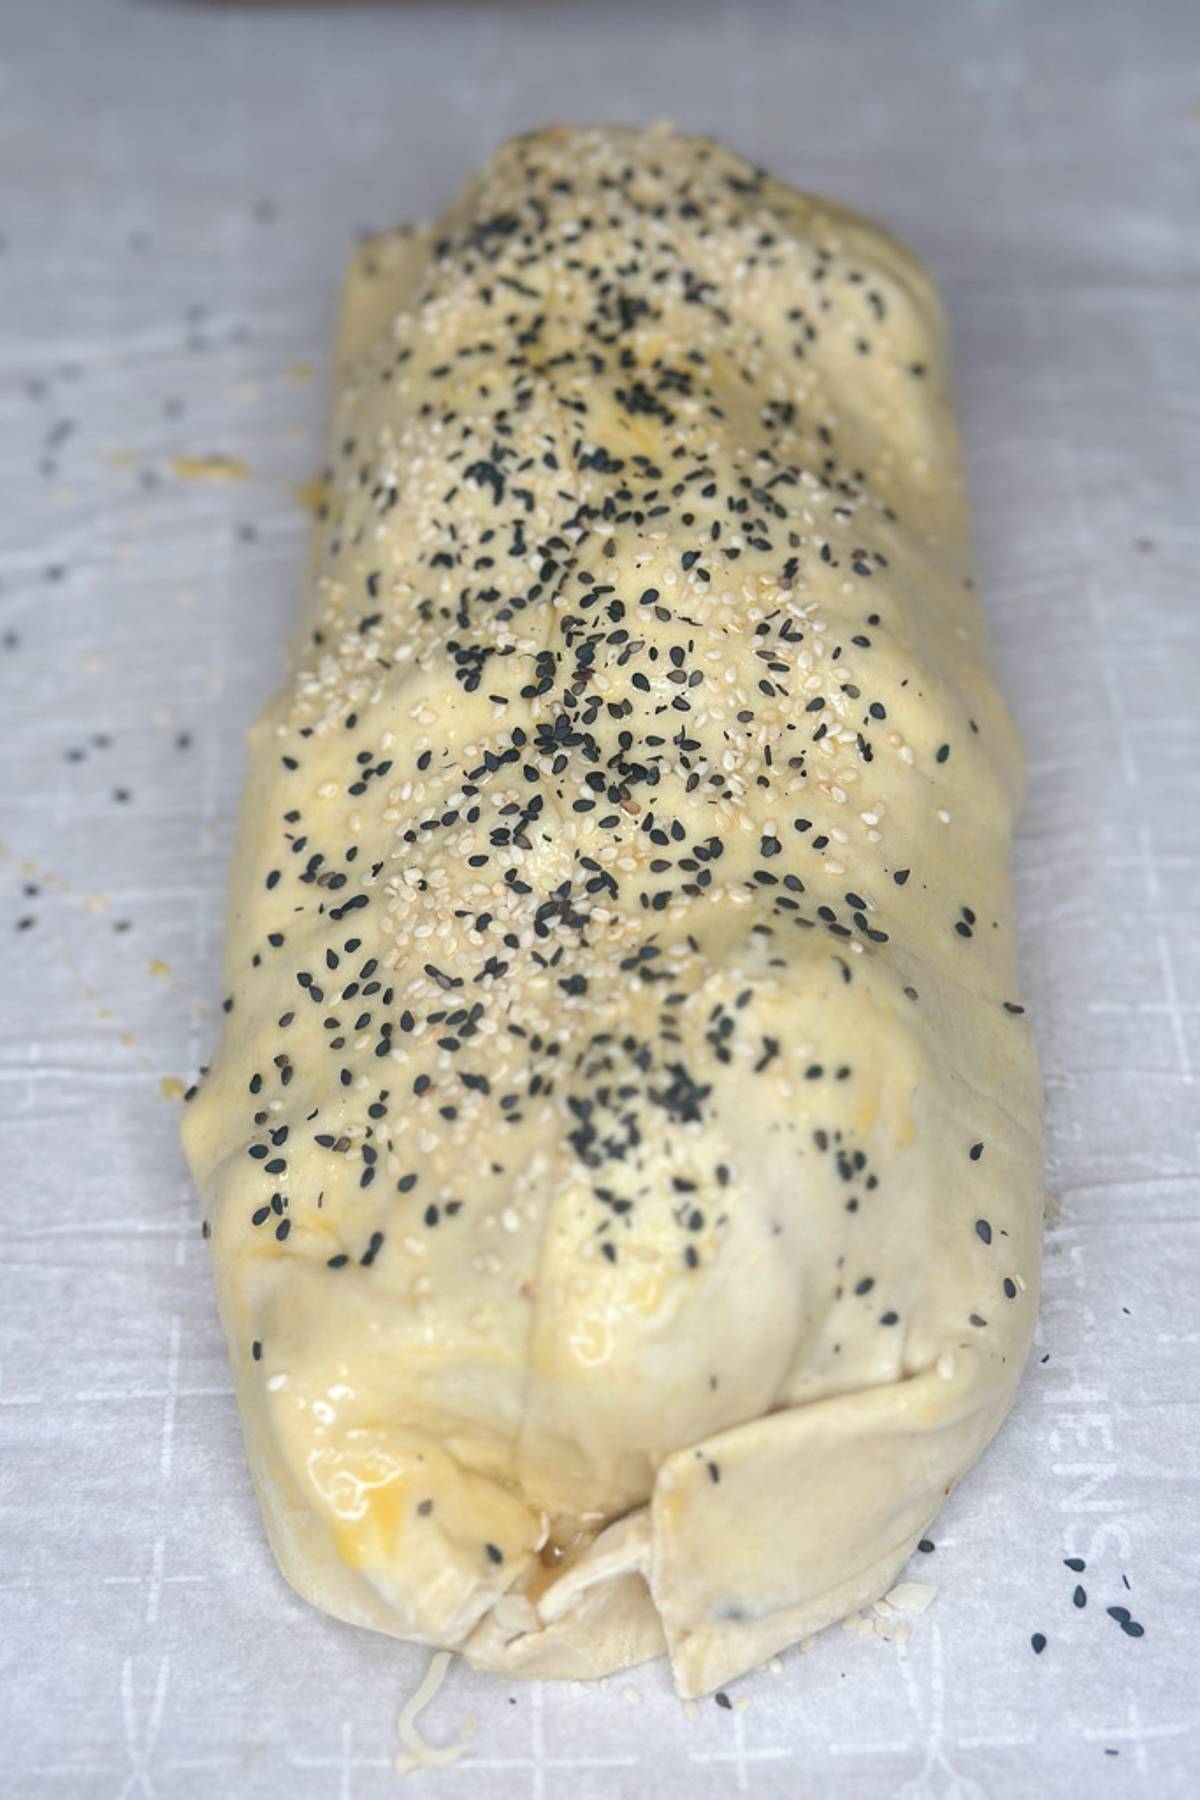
[{"x1": 1, "y1": 1, "x2": 1198, "y2": 1794}]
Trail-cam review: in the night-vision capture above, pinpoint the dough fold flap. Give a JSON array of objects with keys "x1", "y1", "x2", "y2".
[{"x1": 464, "y1": 1346, "x2": 994, "y2": 1696}]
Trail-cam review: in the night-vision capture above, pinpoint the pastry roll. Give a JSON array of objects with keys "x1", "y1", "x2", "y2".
[{"x1": 183, "y1": 125, "x2": 1043, "y2": 1698}]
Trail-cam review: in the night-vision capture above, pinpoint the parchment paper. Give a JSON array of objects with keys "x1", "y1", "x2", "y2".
[{"x1": 1, "y1": 1, "x2": 1197, "y2": 1793}]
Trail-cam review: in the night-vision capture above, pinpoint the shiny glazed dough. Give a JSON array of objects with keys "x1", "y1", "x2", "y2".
[{"x1": 182, "y1": 125, "x2": 1044, "y2": 1698}]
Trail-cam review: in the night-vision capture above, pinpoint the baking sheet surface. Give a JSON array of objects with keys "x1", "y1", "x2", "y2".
[{"x1": 1, "y1": 2, "x2": 1197, "y2": 1793}]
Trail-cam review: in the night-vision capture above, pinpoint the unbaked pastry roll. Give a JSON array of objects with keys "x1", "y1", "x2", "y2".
[{"x1": 183, "y1": 124, "x2": 1043, "y2": 1699}]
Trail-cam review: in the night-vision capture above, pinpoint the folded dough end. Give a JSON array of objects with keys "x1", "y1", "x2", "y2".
[{"x1": 456, "y1": 1343, "x2": 1016, "y2": 1697}]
